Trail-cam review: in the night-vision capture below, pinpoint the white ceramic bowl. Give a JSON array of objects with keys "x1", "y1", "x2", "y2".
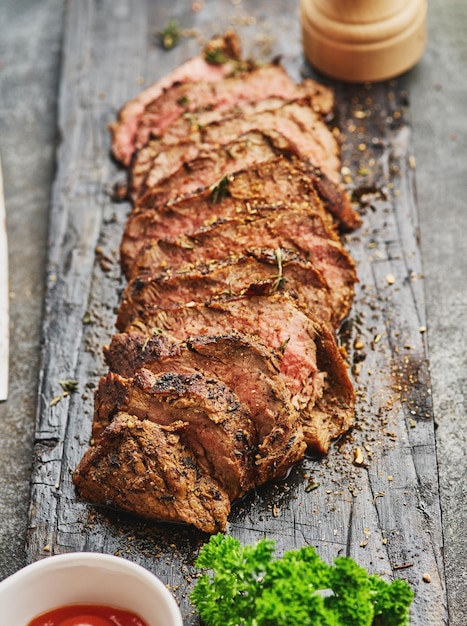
[{"x1": 0, "y1": 552, "x2": 183, "y2": 626}]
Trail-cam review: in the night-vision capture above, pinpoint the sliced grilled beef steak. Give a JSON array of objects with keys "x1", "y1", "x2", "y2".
[
  {"x1": 129, "y1": 97, "x2": 288, "y2": 197},
  {"x1": 222, "y1": 155, "x2": 358, "y2": 229},
  {"x1": 75, "y1": 36, "x2": 361, "y2": 530},
  {"x1": 73, "y1": 414, "x2": 231, "y2": 533},
  {"x1": 118, "y1": 249, "x2": 334, "y2": 329},
  {"x1": 94, "y1": 369, "x2": 256, "y2": 500},
  {"x1": 126, "y1": 293, "x2": 355, "y2": 453},
  {"x1": 121, "y1": 155, "x2": 359, "y2": 276},
  {"x1": 136, "y1": 130, "x2": 300, "y2": 208},
  {"x1": 128, "y1": 209, "x2": 357, "y2": 326},
  {"x1": 109, "y1": 32, "x2": 242, "y2": 166},
  {"x1": 115, "y1": 59, "x2": 334, "y2": 168},
  {"x1": 130, "y1": 100, "x2": 341, "y2": 200},
  {"x1": 134, "y1": 153, "x2": 359, "y2": 232},
  {"x1": 309, "y1": 324, "x2": 356, "y2": 451},
  {"x1": 104, "y1": 331, "x2": 306, "y2": 484}
]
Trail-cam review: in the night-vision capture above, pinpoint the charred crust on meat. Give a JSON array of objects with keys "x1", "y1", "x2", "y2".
[{"x1": 75, "y1": 33, "x2": 360, "y2": 532}]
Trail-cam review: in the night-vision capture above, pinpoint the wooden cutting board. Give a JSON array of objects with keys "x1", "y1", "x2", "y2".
[{"x1": 26, "y1": 1, "x2": 447, "y2": 623}]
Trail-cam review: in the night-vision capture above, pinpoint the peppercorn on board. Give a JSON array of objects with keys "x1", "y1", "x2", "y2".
[{"x1": 26, "y1": 1, "x2": 447, "y2": 624}]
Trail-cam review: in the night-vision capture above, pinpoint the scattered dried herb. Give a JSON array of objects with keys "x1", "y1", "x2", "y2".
[
  {"x1": 279, "y1": 337, "x2": 290, "y2": 354},
  {"x1": 59, "y1": 380, "x2": 79, "y2": 393},
  {"x1": 209, "y1": 175, "x2": 230, "y2": 204},
  {"x1": 159, "y1": 19, "x2": 180, "y2": 50},
  {"x1": 204, "y1": 47, "x2": 228, "y2": 65},
  {"x1": 272, "y1": 248, "x2": 285, "y2": 292},
  {"x1": 49, "y1": 380, "x2": 79, "y2": 406},
  {"x1": 82, "y1": 311, "x2": 92, "y2": 325}
]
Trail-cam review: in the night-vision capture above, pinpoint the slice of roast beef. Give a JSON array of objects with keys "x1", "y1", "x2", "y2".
[
  {"x1": 104, "y1": 331, "x2": 306, "y2": 484},
  {"x1": 94, "y1": 369, "x2": 256, "y2": 500},
  {"x1": 219, "y1": 155, "x2": 355, "y2": 227},
  {"x1": 129, "y1": 100, "x2": 341, "y2": 200},
  {"x1": 125, "y1": 295, "x2": 321, "y2": 421},
  {"x1": 109, "y1": 32, "x2": 242, "y2": 166},
  {"x1": 121, "y1": 155, "x2": 359, "y2": 276},
  {"x1": 125, "y1": 293, "x2": 355, "y2": 454},
  {"x1": 129, "y1": 97, "x2": 293, "y2": 198},
  {"x1": 129, "y1": 209, "x2": 357, "y2": 326},
  {"x1": 309, "y1": 324, "x2": 356, "y2": 451},
  {"x1": 73, "y1": 414, "x2": 231, "y2": 533},
  {"x1": 135, "y1": 130, "x2": 299, "y2": 208},
  {"x1": 117, "y1": 249, "x2": 334, "y2": 329},
  {"x1": 80, "y1": 35, "x2": 360, "y2": 530},
  {"x1": 117, "y1": 59, "x2": 334, "y2": 169},
  {"x1": 122, "y1": 199, "x2": 330, "y2": 279}
]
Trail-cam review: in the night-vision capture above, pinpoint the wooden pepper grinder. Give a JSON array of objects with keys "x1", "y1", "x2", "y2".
[{"x1": 300, "y1": 0, "x2": 427, "y2": 82}]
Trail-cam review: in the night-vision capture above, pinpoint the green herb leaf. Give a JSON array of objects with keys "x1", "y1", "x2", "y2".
[
  {"x1": 209, "y1": 175, "x2": 230, "y2": 205},
  {"x1": 82, "y1": 310, "x2": 92, "y2": 324},
  {"x1": 49, "y1": 395, "x2": 63, "y2": 407},
  {"x1": 159, "y1": 19, "x2": 180, "y2": 50},
  {"x1": 204, "y1": 47, "x2": 228, "y2": 66},
  {"x1": 279, "y1": 337, "x2": 290, "y2": 354},
  {"x1": 177, "y1": 95, "x2": 189, "y2": 107},
  {"x1": 191, "y1": 535, "x2": 414, "y2": 626},
  {"x1": 59, "y1": 379, "x2": 79, "y2": 393},
  {"x1": 49, "y1": 380, "x2": 79, "y2": 407}
]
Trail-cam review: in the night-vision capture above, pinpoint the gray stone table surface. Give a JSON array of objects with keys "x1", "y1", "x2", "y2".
[{"x1": 0, "y1": 1, "x2": 465, "y2": 624}]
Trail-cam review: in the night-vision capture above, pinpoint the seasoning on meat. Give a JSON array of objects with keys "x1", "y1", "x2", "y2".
[
  {"x1": 122, "y1": 292, "x2": 355, "y2": 454},
  {"x1": 74, "y1": 32, "x2": 361, "y2": 532},
  {"x1": 125, "y1": 208, "x2": 357, "y2": 327},
  {"x1": 117, "y1": 250, "x2": 334, "y2": 329},
  {"x1": 104, "y1": 331, "x2": 306, "y2": 485}
]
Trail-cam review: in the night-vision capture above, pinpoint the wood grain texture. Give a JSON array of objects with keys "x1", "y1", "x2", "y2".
[{"x1": 26, "y1": 1, "x2": 447, "y2": 623}]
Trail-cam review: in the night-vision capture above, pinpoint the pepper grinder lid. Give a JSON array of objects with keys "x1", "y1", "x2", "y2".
[{"x1": 300, "y1": 0, "x2": 427, "y2": 82}]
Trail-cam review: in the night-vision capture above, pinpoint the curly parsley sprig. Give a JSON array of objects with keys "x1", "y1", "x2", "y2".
[{"x1": 191, "y1": 534, "x2": 414, "y2": 626}]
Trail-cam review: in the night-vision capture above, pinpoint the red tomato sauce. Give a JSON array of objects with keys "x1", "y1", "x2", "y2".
[{"x1": 27, "y1": 604, "x2": 148, "y2": 626}]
